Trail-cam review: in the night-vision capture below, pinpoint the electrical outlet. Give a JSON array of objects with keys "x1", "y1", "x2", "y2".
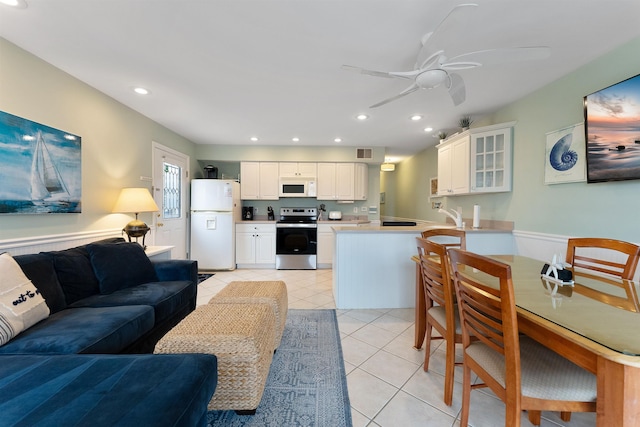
[
  {"x1": 353, "y1": 207, "x2": 358, "y2": 213},
  {"x1": 432, "y1": 201, "x2": 442, "y2": 209},
  {"x1": 254, "y1": 207, "x2": 258, "y2": 214},
  {"x1": 361, "y1": 206, "x2": 367, "y2": 212}
]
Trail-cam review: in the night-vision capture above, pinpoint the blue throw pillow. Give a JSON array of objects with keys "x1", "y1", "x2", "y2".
[
  {"x1": 49, "y1": 247, "x2": 100, "y2": 304},
  {"x1": 87, "y1": 242, "x2": 159, "y2": 294},
  {"x1": 13, "y1": 253, "x2": 67, "y2": 314}
]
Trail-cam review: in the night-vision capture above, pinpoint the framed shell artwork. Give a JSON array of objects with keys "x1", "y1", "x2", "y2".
[{"x1": 544, "y1": 123, "x2": 586, "y2": 185}]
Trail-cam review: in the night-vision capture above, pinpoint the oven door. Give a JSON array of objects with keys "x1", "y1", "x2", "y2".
[
  {"x1": 276, "y1": 224, "x2": 317, "y2": 255},
  {"x1": 275, "y1": 223, "x2": 317, "y2": 269}
]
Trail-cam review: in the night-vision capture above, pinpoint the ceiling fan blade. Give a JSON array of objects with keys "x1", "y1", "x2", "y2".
[
  {"x1": 448, "y1": 73, "x2": 466, "y2": 106},
  {"x1": 342, "y1": 65, "x2": 419, "y2": 81},
  {"x1": 446, "y1": 47, "x2": 551, "y2": 66},
  {"x1": 369, "y1": 83, "x2": 420, "y2": 108},
  {"x1": 416, "y1": 3, "x2": 479, "y2": 69},
  {"x1": 440, "y1": 61, "x2": 482, "y2": 70},
  {"x1": 341, "y1": 65, "x2": 394, "y2": 79}
]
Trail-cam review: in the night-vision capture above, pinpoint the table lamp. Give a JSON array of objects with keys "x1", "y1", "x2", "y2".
[{"x1": 112, "y1": 187, "x2": 159, "y2": 249}]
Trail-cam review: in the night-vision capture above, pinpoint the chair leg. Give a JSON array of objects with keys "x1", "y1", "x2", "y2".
[
  {"x1": 527, "y1": 410, "x2": 541, "y2": 426},
  {"x1": 460, "y1": 363, "x2": 471, "y2": 427},
  {"x1": 443, "y1": 337, "x2": 455, "y2": 406},
  {"x1": 423, "y1": 324, "x2": 433, "y2": 372},
  {"x1": 560, "y1": 411, "x2": 572, "y2": 422}
]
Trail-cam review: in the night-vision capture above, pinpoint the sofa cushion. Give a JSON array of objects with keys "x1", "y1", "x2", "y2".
[
  {"x1": 70, "y1": 280, "x2": 196, "y2": 324},
  {"x1": 48, "y1": 246, "x2": 100, "y2": 305},
  {"x1": 0, "y1": 253, "x2": 51, "y2": 346},
  {"x1": 87, "y1": 242, "x2": 159, "y2": 294},
  {"x1": 12, "y1": 253, "x2": 67, "y2": 314},
  {"x1": 0, "y1": 305, "x2": 154, "y2": 354},
  {"x1": 0, "y1": 353, "x2": 218, "y2": 427}
]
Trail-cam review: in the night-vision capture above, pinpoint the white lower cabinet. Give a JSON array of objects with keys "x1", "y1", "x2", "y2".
[{"x1": 235, "y1": 223, "x2": 276, "y2": 268}]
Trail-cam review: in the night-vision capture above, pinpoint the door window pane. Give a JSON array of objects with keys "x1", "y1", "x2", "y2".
[{"x1": 163, "y1": 162, "x2": 181, "y2": 219}]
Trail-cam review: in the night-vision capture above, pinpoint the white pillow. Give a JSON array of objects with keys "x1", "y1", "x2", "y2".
[{"x1": 0, "y1": 252, "x2": 50, "y2": 346}]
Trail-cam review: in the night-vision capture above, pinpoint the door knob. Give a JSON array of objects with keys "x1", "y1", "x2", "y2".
[{"x1": 157, "y1": 222, "x2": 164, "y2": 227}]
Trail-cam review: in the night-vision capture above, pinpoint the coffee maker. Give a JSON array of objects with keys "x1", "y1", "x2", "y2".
[
  {"x1": 242, "y1": 206, "x2": 254, "y2": 220},
  {"x1": 267, "y1": 206, "x2": 275, "y2": 221}
]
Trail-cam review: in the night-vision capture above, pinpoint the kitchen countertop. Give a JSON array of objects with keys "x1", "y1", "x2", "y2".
[{"x1": 331, "y1": 223, "x2": 512, "y2": 234}]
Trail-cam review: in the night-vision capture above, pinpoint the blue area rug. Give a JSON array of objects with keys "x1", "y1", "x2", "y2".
[{"x1": 207, "y1": 309, "x2": 352, "y2": 427}]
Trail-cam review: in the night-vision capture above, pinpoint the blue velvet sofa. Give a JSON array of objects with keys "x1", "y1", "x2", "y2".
[
  {"x1": 0, "y1": 238, "x2": 218, "y2": 426},
  {"x1": 3, "y1": 238, "x2": 196, "y2": 354}
]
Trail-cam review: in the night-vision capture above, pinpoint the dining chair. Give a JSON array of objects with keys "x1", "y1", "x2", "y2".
[
  {"x1": 415, "y1": 237, "x2": 461, "y2": 406},
  {"x1": 565, "y1": 237, "x2": 640, "y2": 280},
  {"x1": 448, "y1": 248, "x2": 597, "y2": 427},
  {"x1": 421, "y1": 228, "x2": 467, "y2": 251}
]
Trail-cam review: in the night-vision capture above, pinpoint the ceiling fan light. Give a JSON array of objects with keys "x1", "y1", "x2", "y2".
[
  {"x1": 415, "y1": 69, "x2": 448, "y2": 89},
  {"x1": 381, "y1": 162, "x2": 395, "y2": 172}
]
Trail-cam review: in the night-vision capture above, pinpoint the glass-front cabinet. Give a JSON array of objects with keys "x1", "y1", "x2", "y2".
[{"x1": 470, "y1": 125, "x2": 512, "y2": 193}]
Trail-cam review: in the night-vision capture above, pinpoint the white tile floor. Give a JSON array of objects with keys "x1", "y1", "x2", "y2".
[{"x1": 197, "y1": 268, "x2": 597, "y2": 427}]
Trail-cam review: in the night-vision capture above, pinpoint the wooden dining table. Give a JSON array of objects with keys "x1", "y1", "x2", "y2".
[{"x1": 412, "y1": 254, "x2": 640, "y2": 426}]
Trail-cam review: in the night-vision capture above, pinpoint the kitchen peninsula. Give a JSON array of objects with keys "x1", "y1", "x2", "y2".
[{"x1": 332, "y1": 222, "x2": 513, "y2": 309}]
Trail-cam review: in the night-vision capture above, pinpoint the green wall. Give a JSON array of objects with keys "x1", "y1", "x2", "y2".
[
  {"x1": 392, "y1": 36, "x2": 640, "y2": 242},
  {"x1": 0, "y1": 38, "x2": 198, "y2": 240}
]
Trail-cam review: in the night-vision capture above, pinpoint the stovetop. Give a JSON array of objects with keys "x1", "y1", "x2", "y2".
[{"x1": 278, "y1": 207, "x2": 318, "y2": 223}]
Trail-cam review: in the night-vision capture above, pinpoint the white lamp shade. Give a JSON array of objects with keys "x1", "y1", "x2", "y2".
[{"x1": 113, "y1": 188, "x2": 159, "y2": 214}]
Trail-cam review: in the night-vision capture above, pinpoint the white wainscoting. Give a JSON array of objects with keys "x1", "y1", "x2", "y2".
[
  {"x1": 0, "y1": 229, "x2": 125, "y2": 256},
  {"x1": 513, "y1": 230, "x2": 640, "y2": 282}
]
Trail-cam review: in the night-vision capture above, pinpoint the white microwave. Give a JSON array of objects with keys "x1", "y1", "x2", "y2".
[{"x1": 279, "y1": 178, "x2": 317, "y2": 197}]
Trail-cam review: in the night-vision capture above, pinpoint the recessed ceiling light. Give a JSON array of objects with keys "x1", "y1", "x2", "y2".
[
  {"x1": 250, "y1": 137, "x2": 259, "y2": 142},
  {"x1": 133, "y1": 87, "x2": 150, "y2": 95},
  {"x1": 334, "y1": 137, "x2": 342, "y2": 143},
  {"x1": 356, "y1": 114, "x2": 369, "y2": 121},
  {"x1": 410, "y1": 115, "x2": 423, "y2": 121},
  {"x1": 424, "y1": 127, "x2": 434, "y2": 132},
  {"x1": 292, "y1": 137, "x2": 300, "y2": 142},
  {"x1": 0, "y1": 0, "x2": 27, "y2": 9}
]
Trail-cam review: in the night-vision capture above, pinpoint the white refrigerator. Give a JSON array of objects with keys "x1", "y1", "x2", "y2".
[{"x1": 190, "y1": 179, "x2": 241, "y2": 270}]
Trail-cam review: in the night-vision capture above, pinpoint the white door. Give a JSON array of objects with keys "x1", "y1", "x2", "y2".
[{"x1": 152, "y1": 142, "x2": 189, "y2": 259}]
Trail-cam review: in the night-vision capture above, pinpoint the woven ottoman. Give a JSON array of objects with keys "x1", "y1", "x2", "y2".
[
  {"x1": 209, "y1": 280, "x2": 288, "y2": 349},
  {"x1": 154, "y1": 303, "x2": 275, "y2": 414}
]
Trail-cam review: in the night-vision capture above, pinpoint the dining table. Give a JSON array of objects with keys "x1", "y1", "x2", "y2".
[{"x1": 412, "y1": 254, "x2": 640, "y2": 426}]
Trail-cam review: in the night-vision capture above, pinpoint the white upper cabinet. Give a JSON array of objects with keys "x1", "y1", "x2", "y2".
[
  {"x1": 436, "y1": 122, "x2": 514, "y2": 196},
  {"x1": 279, "y1": 162, "x2": 317, "y2": 178},
  {"x1": 437, "y1": 134, "x2": 470, "y2": 195},
  {"x1": 470, "y1": 126, "x2": 512, "y2": 193},
  {"x1": 317, "y1": 163, "x2": 356, "y2": 200},
  {"x1": 240, "y1": 162, "x2": 279, "y2": 200},
  {"x1": 354, "y1": 163, "x2": 368, "y2": 200}
]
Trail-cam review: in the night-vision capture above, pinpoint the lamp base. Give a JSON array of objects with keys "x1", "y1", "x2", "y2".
[{"x1": 123, "y1": 219, "x2": 150, "y2": 249}]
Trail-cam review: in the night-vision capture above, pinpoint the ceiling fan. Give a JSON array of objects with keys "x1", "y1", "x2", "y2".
[{"x1": 343, "y1": 3, "x2": 551, "y2": 108}]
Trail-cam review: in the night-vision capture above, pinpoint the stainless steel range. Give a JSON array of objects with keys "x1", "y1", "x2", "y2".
[{"x1": 275, "y1": 207, "x2": 317, "y2": 270}]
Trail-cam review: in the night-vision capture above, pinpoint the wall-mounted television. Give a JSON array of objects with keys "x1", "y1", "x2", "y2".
[{"x1": 584, "y1": 73, "x2": 640, "y2": 183}]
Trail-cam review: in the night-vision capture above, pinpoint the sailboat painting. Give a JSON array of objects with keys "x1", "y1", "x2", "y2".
[{"x1": 0, "y1": 111, "x2": 81, "y2": 214}]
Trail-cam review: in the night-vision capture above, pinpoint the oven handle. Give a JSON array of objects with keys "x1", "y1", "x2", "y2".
[{"x1": 276, "y1": 223, "x2": 317, "y2": 229}]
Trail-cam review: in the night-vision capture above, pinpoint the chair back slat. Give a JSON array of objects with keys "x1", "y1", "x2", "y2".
[
  {"x1": 448, "y1": 249, "x2": 520, "y2": 371},
  {"x1": 416, "y1": 238, "x2": 452, "y2": 310},
  {"x1": 566, "y1": 238, "x2": 640, "y2": 280}
]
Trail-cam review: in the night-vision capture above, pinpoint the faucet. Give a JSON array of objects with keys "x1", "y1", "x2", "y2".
[{"x1": 438, "y1": 208, "x2": 463, "y2": 228}]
